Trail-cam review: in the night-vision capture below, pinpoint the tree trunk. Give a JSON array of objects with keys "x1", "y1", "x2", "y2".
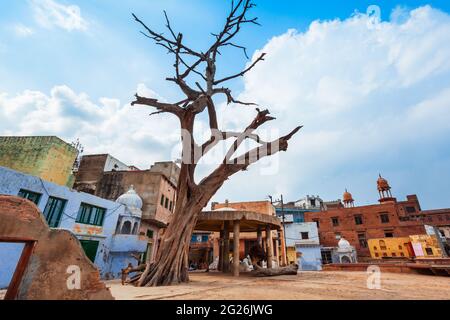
[
  {"x1": 252, "y1": 264, "x2": 299, "y2": 277},
  {"x1": 137, "y1": 163, "x2": 222, "y2": 287}
]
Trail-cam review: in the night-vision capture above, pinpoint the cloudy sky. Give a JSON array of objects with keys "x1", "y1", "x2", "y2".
[{"x1": 1, "y1": 0, "x2": 450, "y2": 209}]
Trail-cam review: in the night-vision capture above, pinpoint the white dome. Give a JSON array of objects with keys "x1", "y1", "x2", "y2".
[
  {"x1": 116, "y1": 185, "x2": 143, "y2": 210},
  {"x1": 338, "y1": 238, "x2": 351, "y2": 249}
]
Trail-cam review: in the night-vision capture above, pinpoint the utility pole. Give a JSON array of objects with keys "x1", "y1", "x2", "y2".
[{"x1": 269, "y1": 194, "x2": 288, "y2": 266}]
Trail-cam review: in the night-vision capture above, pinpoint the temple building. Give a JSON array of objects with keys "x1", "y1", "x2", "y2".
[{"x1": 305, "y1": 175, "x2": 450, "y2": 259}]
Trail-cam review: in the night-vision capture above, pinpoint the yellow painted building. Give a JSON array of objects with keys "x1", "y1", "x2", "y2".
[
  {"x1": 0, "y1": 136, "x2": 78, "y2": 187},
  {"x1": 368, "y1": 237, "x2": 413, "y2": 259},
  {"x1": 409, "y1": 235, "x2": 442, "y2": 259},
  {"x1": 287, "y1": 246, "x2": 297, "y2": 264},
  {"x1": 369, "y1": 235, "x2": 443, "y2": 259}
]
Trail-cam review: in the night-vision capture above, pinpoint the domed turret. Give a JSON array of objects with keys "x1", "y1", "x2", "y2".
[
  {"x1": 117, "y1": 185, "x2": 143, "y2": 211},
  {"x1": 338, "y1": 237, "x2": 351, "y2": 249},
  {"x1": 115, "y1": 185, "x2": 143, "y2": 235},
  {"x1": 343, "y1": 189, "x2": 354, "y2": 208},
  {"x1": 377, "y1": 175, "x2": 391, "y2": 192},
  {"x1": 377, "y1": 174, "x2": 394, "y2": 202}
]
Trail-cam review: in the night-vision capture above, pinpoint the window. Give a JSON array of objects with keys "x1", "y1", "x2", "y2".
[
  {"x1": 427, "y1": 216, "x2": 433, "y2": 222},
  {"x1": 392, "y1": 252, "x2": 397, "y2": 257},
  {"x1": 332, "y1": 217, "x2": 339, "y2": 227},
  {"x1": 76, "y1": 203, "x2": 106, "y2": 226},
  {"x1": 160, "y1": 195, "x2": 165, "y2": 206},
  {"x1": 202, "y1": 235, "x2": 209, "y2": 242},
  {"x1": 293, "y1": 213, "x2": 305, "y2": 223},
  {"x1": 447, "y1": 215, "x2": 450, "y2": 221},
  {"x1": 18, "y1": 189, "x2": 42, "y2": 205},
  {"x1": 301, "y1": 232, "x2": 309, "y2": 240},
  {"x1": 384, "y1": 232, "x2": 394, "y2": 238},
  {"x1": 358, "y1": 233, "x2": 368, "y2": 248},
  {"x1": 121, "y1": 221, "x2": 132, "y2": 234},
  {"x1": 373, "y1": 246, "x2": 378, "y2": 250},
  {"x1": 375, "y1": 253, "x2": 379, "y2": 257},
  {"x1": 43, "y1": 197, "x2": 67, "y2": 228},
  {"x1": 335, "y1": 233, "x2": 341, "y2": 240},
  {"x1": 406, "y1": 206, "x2": 416, "y2": 213},
  {"x1": 425, "y1": 248, "x2": 434, "y2": 256},
  {"x1": 165, "y1": 198, "x2": 169, "y2": 209},
  {"x1": 400, "y1": 252, "x2": 405, "y2": 257},
  {"x1": 132, "y1": 222, "x2": 139, "y2": 235},
  {"x1": 379, "y1": 240, "x2": 387, "y2": 250},
  {"x1": 169, "y1": 201, "x2": 173, "y2": 212},
  {"x1": 398, "y1": 245, "x2": 403, "y2": 250},
  {"x1": 146, "y1": 229, "x2": 154, "y2": 239},
  {"x1": 380, "y1": 213, "x2": 390, "y2": 223},
  {"x1": 354, "y1": 215, "x2": 363, "y2": 225},
  {"x1": 321, "y1": 250, "x2": 332, "y2": 264}
]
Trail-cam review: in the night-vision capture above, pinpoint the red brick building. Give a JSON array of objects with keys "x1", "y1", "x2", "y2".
[{"x1": 305, "y1": 175, "x2": 450, "y2": 258}]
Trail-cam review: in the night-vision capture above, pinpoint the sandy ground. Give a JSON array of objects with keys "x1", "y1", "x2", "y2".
[{"x1": 106, "y1": 271, "x2": 450, "y2": 300}]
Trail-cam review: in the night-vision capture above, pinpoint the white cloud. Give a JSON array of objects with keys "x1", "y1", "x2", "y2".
[
  {"x1": 210, "y1": 5, "x2": 450, "y2": 208},
  {"x1": 14, "y1": 24, "x2": 34, "y2": 37},
  {"x1": 0, "y1": 84, "x2": 180, "y2": 169},
  {"x1": 30, "y1": 0, "x2": 88, "y2": 32},
  {"x1": 2, "y1": 5, "x2": 450, "y2": 209}
]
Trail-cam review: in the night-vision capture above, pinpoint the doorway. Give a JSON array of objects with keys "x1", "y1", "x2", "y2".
[
  {"x1": 0, "y1": 239, "x2": 36, "y2": 300},
  {"x1": 79, "y1": 240, "x2": 99, "y2": 263}
]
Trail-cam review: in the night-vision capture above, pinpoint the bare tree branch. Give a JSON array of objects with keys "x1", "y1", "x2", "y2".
[
  {"x1": 131, "y1": 94, "x2": 184, "y2": 118},
  {"x1": 214, "y1": 53, "x2": 266, "y2": 85}
]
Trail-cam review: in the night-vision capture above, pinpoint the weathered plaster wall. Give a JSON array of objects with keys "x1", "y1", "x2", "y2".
[
  {"x1": 0, "y1": 196, "x2": 113, "y2": 300},
  {"x1": 0, "y1": 166, "x2": 134, "y2": 280},
  {"x1": 0, "y1": 136, "x2": 77, "y2": 187}
]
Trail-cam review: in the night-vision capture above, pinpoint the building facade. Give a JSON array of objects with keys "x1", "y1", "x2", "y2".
[
  {"x1": 305, "y1": 176, "x2": 450, "y2": 259},
  {"x1": 274, "y1": 199, "x2": 322, "y2": 270},
  {"x1": 0, "y1": 166, "x2": 147, "y2": 287},
  {"x1": 0, "y1": 136, "x2": 78, "y2": 187},
  {"x1": 73, "y1": 154, "x2": 180, "y2": 263}
]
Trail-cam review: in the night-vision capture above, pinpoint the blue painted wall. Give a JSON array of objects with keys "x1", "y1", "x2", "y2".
[
  {"x1": 283, "y1": 221, "x2": 322, "y2": 271},
  {"x1": 0, "y1": 166, "x2": 147, "y2": 286}
]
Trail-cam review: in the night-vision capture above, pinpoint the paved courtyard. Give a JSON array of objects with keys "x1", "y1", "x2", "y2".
[{"x1": 106, "y1": 271, "x2": 450, "y2": 300}]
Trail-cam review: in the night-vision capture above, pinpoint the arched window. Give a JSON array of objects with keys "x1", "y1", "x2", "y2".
[
  {"x1": 132, "y1": 222, "x2": 139, "y2": 235},
  {"x1": 115, "y1": 219, "x2": 121, "y2": 234},
  {"x1": 121, "y1": 221, "x2": 132, "y2": 234}
]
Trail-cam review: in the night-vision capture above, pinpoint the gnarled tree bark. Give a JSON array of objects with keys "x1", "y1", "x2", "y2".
[{"x1": 131, "y1": 0, "x2": 302, "y2": 287}]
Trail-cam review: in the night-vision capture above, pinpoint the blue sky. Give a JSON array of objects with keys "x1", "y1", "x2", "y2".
[{"x1": 1, "y1": 1, "x2": 450, "y2": 209}]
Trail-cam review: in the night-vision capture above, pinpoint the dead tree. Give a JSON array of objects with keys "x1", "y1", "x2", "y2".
[
  {"x1": 252, "y1": 264, "x2": 299, "y2": 277},
  {"x1": 131, "y1": 0, "x2": 302, "y2": 287}
]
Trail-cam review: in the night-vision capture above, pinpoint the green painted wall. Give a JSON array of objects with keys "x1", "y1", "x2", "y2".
[{"x1": 0, "y1": 136, "x2": 77, "y2": 187}]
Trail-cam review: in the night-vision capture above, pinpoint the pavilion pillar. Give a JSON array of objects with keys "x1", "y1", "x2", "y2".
[
  {"x1": 223, "y1": 221, "x2": 230, "y2": 273},
  {"x1": 274, "y1": 239, "x2": 280, "y2": 267},
  {"x1": 218, "y1": 230, "x2": 224, "y2": 271},
  {"x1": 266, "y1": 225, "x2": 273, "y2": 269},
  {"x1": 257, "y1": 226, "x2": 262, "y2": 246},
  {"x1": 233, "y1": 220, "x2": 240, "y2": 277}
]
